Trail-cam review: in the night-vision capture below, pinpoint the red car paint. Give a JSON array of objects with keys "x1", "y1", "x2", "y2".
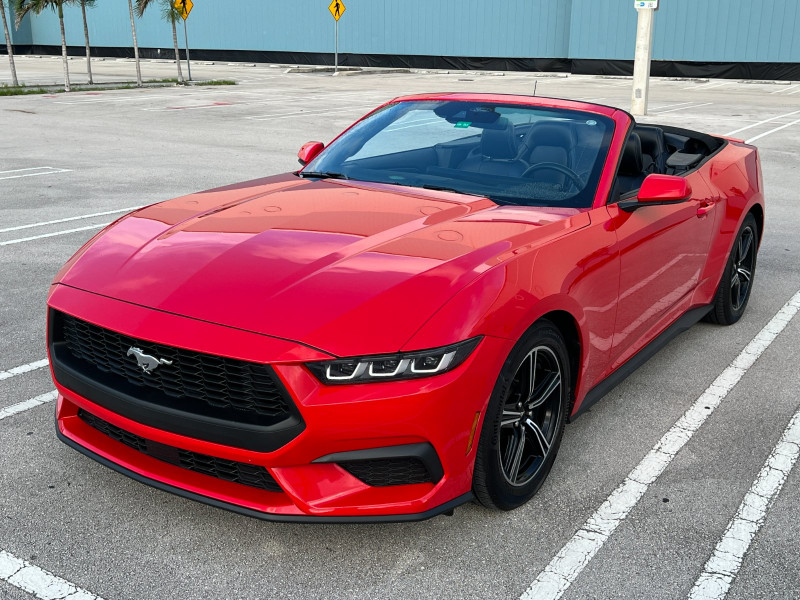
[{"x1": 48, "y1": 94, "x2": 764, "y2": 521}]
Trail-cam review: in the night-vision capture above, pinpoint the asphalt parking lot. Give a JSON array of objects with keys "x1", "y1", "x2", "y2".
[{"x1": 1, "y1": 56, "x2": 799, "y2": 600}]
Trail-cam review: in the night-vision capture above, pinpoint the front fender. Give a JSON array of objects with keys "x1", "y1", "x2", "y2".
[{"x1": 404, "y1": 206, "x2": 621, "y2": 407}]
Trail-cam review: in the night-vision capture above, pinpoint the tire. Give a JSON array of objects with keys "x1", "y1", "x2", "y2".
[
  {"x1": 472, "y1": 320, "x2": 570, "y2": 510},
  {"x1": 705, "y1": 213, "x2": 758, "y2": 326}
]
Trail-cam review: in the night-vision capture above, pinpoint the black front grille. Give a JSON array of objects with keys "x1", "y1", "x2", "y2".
[
  {"x1": 54, "y1": 311, "x2": 293, "y2": 425},
  {"x1": 79, "y1": 409, "x2": 282, "y2": 493},
  {"x1": 340, "y1": 458, "x2": 434, "y2": 487}
]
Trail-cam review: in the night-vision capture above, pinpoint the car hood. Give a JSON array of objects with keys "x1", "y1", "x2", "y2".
[{"x1": 57, "y1": 174, "x2": 587, "y2": 356}]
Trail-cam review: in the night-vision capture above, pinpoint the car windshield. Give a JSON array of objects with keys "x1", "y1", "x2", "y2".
[{"x1": 303, "y1": 100, "x2": 615, "y2": 208}]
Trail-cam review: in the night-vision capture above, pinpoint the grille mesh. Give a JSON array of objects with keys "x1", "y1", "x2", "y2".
[
  {"x1": 79, "y1": 409, "x2": 282, "y2": 492},
  {"x1": 58, "y1": 312, "x2": 292, "y2": 420},
  {"x1": 340, "y1": 458, "x2": 433, "y2": 487}
]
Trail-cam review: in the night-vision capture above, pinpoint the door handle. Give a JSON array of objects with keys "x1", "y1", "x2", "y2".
[{"x1": 697, "y1": 201, "x2": 715, "y2": 217}]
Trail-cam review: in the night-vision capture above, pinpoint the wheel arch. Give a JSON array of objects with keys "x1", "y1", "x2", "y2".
[
  {"x1": 748, "y1": 202, "x2": 764, "y2": 248},
  {"x1": 537, "y1": 310, "x2": 581, "y2": 416}
]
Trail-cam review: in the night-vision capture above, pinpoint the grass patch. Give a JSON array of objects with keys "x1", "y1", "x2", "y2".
[
  {"x1": 0, "y1": 78, "x2": 235, "y2": 96},
  {"x1": 0, "y1": 86, "x2": 54, "y2": 96}
]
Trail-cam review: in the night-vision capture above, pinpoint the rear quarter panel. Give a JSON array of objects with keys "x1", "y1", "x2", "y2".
[{"x1": 693, "y1": 141, "x2": 764, "y2": 304}]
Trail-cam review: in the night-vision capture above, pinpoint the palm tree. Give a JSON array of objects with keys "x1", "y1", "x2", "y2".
[
  {"x1": 1, "y1": 0, "x2": 19, "y2": 86},
  {"x1": 76, "y1": 0, "x2": 95, "y2": 84},
  {"x1": 15, "y1": 0, "x2": 70, "y2": 91},
  {"x1": 135, "y1": 0, "x2": 183, "y2": 84},
  {"x1": 126, "y1": 0, "x2": 141, "y2": 86}
]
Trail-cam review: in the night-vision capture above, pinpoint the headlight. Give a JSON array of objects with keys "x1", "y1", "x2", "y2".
[{"x1": 306, "y1": 337, "x2": 482, "y2": 385}]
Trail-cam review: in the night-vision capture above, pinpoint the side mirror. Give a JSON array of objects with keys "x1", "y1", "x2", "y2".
[
  {"x1": 297, "y1": 141, "x2": 324, "y2": 166},
  {"x1": 619, "y1": 174, "x2": 693, "y2": 212}
]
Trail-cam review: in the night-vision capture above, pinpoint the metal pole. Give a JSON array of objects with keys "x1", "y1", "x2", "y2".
[
  {"x1": 631, "y1": 6, "x2": 654, "y2": 116},
  {"x1": 183, "y1": 18, "x2": 192, "y2": 81},
  {"x1": 335, "y1": 20, "x2": 338, "y2": 74}
]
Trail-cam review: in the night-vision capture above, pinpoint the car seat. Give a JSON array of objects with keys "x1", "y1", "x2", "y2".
[
  {"x1": 458, "y1": 117, "x2": 528, "y2": 177},
  {"x1": 635, "y1": 125, "x2": 669, "y2": 174},
  {"x1": 615, "y1": 132, "x2": 647, "y2": 196},
  {"x1": 518, "y1": 122, "x2": 577, "y2": 186}
]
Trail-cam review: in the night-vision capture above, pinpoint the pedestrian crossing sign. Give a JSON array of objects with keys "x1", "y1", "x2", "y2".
[
  {"x1": 174, "y1": 0, "x2": 193, "y2": 20},
  {"x1": 329, "y1": 0, "x2": 345, "y2": 21}
]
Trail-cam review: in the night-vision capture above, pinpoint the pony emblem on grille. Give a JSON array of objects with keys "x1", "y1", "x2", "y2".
[{"x1": 126, "y1": 347, "x2": 173, "y2": 373}]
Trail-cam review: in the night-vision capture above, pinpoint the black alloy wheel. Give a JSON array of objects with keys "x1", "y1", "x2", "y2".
[
  {"x1": 499, "y1": 345, "x2": 562, "y2": 486},
  {"x1": 730, "y1": 225, "x2": 756, "y2": 312},
  {"x1": 707, "y1": 213, "x2": 759, "y2": 325},
  {"x1": 473, "y1": 320, "x2": 570, "y2": 510}
]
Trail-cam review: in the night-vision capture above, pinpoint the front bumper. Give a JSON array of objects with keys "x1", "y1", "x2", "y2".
[{"x1": 49, "y1": 284, "x2": 507, "y2": 521}]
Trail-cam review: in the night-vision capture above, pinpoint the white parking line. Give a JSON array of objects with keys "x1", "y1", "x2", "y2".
[
  {"x1": 0, "y1": 391, "x2": 57, "y2": 421},
  {"x1": 648, "y1": 101, "x2": 696, "y2": 111},
  {"x1": 650, "y1": 102, "x2": 713, "y2": 115},
  {"x1": 688, "y1": 409, "x2": 800, "y2": 600},
  {"x1": 54, "y1": 95, "x2": 165, "y2": 105},
  {"x1": 0, "y1": 223, "x2": 106, "y2": 246},
  {"x1": 0, "y1": 549, "x2": 104, "y2": 600},
  {"x1": 0, "y1": 167, "x2": 71, "y2": 181},
  {"x1": 519, "y1": 289, "x2": 800, "y2": 600},
  {"x1": 0, "y1": 359, "x2": 49, "y2": 381},
  {"x1": 246, "y1": 103, "x2": 381, "y2": 121},
  {"x1": 770, "y1": 83, "x2": 800, "y2": 95},
  {"x1": 0, "y1": 206, "x2": 140, "y2": 234},
  {"x1": 142, "y1": 91, "x2": 386, "y2": 113},
  {"x1": 0, "y1": 167, "x2": 52, "y2": 175},
  {"x1": 683, "y1": 81, "x2": 735, "y2": 91},
  {"x1": 386, "y1": 118, "x2": 441, "y2": 132},
  {"x1": 724, "y1": 109, "x2": 800, "y2": 136},
  {"x1": 745, "y1": 117, "x2": 800, "y2": 144}
]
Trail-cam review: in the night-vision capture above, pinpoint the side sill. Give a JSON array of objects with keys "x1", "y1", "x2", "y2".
[
  {"x1": 56, "y1": 428, "x2": 473, "y2": 524},
  {"x1": 571, "y1": 304, "x2": 712, "y2": 421}
]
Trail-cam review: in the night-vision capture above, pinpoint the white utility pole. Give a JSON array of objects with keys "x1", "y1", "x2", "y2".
[{"x1": 631, "y1": 1, "x2": 657, "y2": 116}]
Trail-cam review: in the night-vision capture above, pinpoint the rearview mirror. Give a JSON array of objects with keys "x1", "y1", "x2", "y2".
[
  {"x1": 298, "y1": 141, "x2": 324, "y2": 166},
  {"x1": 619, "y1": 174, "x2": 693, "y2": 212}
]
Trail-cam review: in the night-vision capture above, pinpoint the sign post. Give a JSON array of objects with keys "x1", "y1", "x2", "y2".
[
  {"x1": 328, "y1": 0, "x2": 346, "y2": 73},
  {"x1": 174, "y1": 0, "x2": 194, "y2": 81},
  {"x1": 631, "y1": 0, "x2": 657, "y2": 116}
]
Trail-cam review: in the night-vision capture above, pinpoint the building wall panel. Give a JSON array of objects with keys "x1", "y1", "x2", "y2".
[{"x1": 12, "y1": 0, "x2": 800, "y2": 64}]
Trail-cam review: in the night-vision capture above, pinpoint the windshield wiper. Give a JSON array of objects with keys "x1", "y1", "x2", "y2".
[
  {"x1": 297, "y1": 171, "x2": 350, "y2": 180},
  {"x1": 421, "y1": 184, "x2": 485, "y2": 198}
]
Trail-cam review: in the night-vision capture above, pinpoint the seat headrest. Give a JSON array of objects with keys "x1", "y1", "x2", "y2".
[
  {"x1": 480, "y1": 117, "x2": 517, "y2": 160},
  {"x1": 635, "y1": 126, "x2": 666, "y2": 156},
  {"x1": 527, "y1": 122, "x2": 576, "y2": 150},
  {"x1": 619, "y1": 132, "x2": 643, "y2": 176}
]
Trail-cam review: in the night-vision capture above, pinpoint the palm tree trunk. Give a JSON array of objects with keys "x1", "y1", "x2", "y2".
[
  {"x1": 171, "y1": 18, "x2": 184, "y2": 84},
  {"x1": 127, "y1": 0, "x2": 142, "y2": 87},
  {"x1": 1, "y1": 0, "x2": 18, "y2": 86},
  {"x1": 58, "y1": 2, "x2": 71, "y2": 92},
  {"x1": 80, "y1": 0, "x2": 92, "y2": 84}
]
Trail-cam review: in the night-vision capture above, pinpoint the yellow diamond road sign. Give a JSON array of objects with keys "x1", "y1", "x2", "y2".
[
  {"x1": 329, "y1": 0, "x2": 345, "y2": 21},
  {"x1": 174, "y1": 0, "x2": 193, "y2": 20}
]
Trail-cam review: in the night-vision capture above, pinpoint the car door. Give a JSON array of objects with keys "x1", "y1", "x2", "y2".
[{"x1": 604, "y1": 172, "x2": 717, "y2": 372}]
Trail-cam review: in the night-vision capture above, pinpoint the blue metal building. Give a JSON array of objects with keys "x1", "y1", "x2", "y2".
[{"x1": 4, "y1": 0, "x2": 800, "y2": 79}]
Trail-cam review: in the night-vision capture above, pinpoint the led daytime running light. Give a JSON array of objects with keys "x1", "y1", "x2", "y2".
[{"x1": 307, "y1": 337, "x2": 482, "y2": 385}]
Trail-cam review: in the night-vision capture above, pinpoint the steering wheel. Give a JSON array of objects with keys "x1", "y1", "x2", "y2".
[{"x1": 522, "y1": 162, "x2": 583, "y2": 190}]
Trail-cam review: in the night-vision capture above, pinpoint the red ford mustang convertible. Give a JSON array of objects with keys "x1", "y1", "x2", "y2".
[{"x1": 48, "y1": 94, "x2": 763, "y2": 522}]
